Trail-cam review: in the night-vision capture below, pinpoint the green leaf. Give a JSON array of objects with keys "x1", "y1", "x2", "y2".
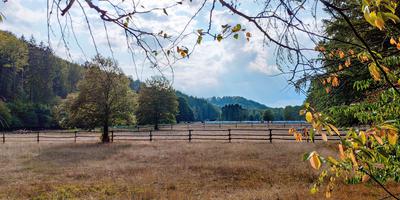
[
  {"x1": 233, "y1": 33, "x2": 239, "y2": 39},
  {"x1": 216, "y1": 34, "x2": 223, "y2": 42},
  {"x1": 232, "y1": 24, "x2": 242, "y2": 32},
  {"x1": 197, "y1": 35, "x2": 203, "y2": 45}
]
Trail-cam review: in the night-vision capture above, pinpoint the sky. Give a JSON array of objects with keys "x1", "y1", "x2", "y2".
[{"x1": 0, "y1": 0, "x2": 326, "y2": 107}]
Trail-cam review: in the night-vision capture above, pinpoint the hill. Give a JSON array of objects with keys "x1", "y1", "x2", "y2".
[{"x1": 207, "y1": 96, "x2": 268, "y2": 110}]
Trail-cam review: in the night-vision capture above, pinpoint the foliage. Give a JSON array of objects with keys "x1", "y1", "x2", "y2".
[
  {"x1": 0, "y1": 100, "x2": 11, "y2": 129},
  {"x1": 0, "y1": 31, "x2": 84, "y2": 129},
  {"x1": 176, "y1": 91, "x2": 220, "y2": 121},
  {"x1": 293, "y1": 0, "x2": 400, "y2": 198},
  {"x1": 175, "y1": 97, "x2": 195, "y2": 123},
  {"x1": 136, "y1": 76, "x2": 178, "y2": 130},
  {"x1": 262, "y1": 109, "x2": 274, "y2": 122},
  {"x1": 221, "y1": 104, "x2": 247, "y2": 121},
  {"x1": 208, "y1": 96, "x2": 268, "y2": 110},
  {"x1": 57, "y1": 55, "x2": 136, "y2": 142}
]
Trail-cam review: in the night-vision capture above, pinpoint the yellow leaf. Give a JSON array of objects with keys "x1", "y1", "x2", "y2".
[
  {"x1": 390, "y1": 37, "x2": 397, "y2": 45},
  {"x1": 345, "y1": 58, "x2": 351, "y2": 67},
  {"x1": 368, "y1": 63, "x2": 381, "y2": 81},
  {"x1": 338, "y1": 64, "x2": 343, "y2": 70},
  {"x1": 374, "y1": 18, "x2": 385, "y2": 30},
  {"x1": 326, "y1": 190, "x2": 331, "y2": 198},
  {"x1": 327, "y1": 156, "x2": 339, "y2": 165},
  {"x1": 338, "y1": 144, "x2": 345, "y2": 160},
  {"x1": 328, "y1": 124, "x2": 340, "y2": 136},
  {"x1": 309, "y1": 152, "x2": 321, "y2": 170},
  {"x1": 332, "y1": 76, "x2": 339, "y2": 87},
  {"x1": 359, "y1": 131, "x2": 367, "y2": 145},
  {"x1": 397, "y1": 43, "x2": 400, "y2": 50},
  {"x1": 362, "y1": 174, "x2": 370, "y2": 182},
  {"x1": 338, "y1": 50, "x2": 345, "y2": 59},
  {"x1": 388, "y1": 130, "x2": 398, "y2": 145},
  {"x1": 321, "y1": 132, "x2": 328, "y2": 142},
  {"x1": 306, "y1": 112, "x2": 313, "y2": 123},
  {"x1": 349, "y1": 151, "x2": 358, "y2": 168},
  {"x1": 373, "y1": 134, "x2": 384, "y2": 145}
]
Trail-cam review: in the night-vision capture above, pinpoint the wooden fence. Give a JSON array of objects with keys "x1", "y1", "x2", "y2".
[{"x1": 0, "y1": 128, "x2": 345, "y2": 143}]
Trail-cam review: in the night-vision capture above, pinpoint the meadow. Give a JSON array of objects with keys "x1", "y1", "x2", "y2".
[{"x1": 1, "y1": 137, "x2": 398, "y2": 199}]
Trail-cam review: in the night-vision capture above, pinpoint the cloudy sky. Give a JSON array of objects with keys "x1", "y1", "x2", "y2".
[{"x1": 0, "y1": 0, "x2": 325, "y2": 107}]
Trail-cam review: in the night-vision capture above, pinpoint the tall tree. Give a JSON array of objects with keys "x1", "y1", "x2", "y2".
[
  {"x1": 262, "y1": 109, "x2": 274, "y2": 122},
  {"x1": 136, "y1": 76, "x2": 178, "y2": 130},
  {"x1": 59, "y1": 55, "x2": 136, "y2": 142},
  {"x1": 176, "y1": 97, "x2": 194, "y2": 123}
]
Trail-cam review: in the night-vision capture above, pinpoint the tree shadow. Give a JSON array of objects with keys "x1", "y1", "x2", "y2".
[{"x1": 24, "y1": 143, "x2": 132, "y2": 169}]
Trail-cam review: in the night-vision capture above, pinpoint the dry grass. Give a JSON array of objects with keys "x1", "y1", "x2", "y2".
[{"x1": 0, "y1": 141, "x2": 399, "y2": 200}]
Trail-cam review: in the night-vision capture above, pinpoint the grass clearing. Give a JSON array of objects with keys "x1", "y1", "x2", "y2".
[{"x1": 0, "y1": 141, "x2": 398, "y2": 199}]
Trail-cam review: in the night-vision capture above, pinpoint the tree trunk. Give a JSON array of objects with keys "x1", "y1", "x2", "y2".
[
  {"x1": 102, "y1": 123, "x2": 110, "y2": 143},
  {"x1": 154, "y1": 123, "x2": 159, "y2": 130}
]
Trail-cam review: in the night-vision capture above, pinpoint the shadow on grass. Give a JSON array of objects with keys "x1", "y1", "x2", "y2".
[{"x1": 24, "y1": 143, "x2": 132, "y2": 169}]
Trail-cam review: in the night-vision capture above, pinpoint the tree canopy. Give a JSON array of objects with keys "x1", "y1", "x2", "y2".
[
  {"x1": 136, "y1": 76, "x2": 178, "y2": 130},
  {"x1": 55, "y1": 55, "x2": 136, "y2": 142}
]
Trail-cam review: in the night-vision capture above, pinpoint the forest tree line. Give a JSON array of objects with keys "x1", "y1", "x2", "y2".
[{"x1": 0, "y1": 30, "x2": 303, "y2": 133}]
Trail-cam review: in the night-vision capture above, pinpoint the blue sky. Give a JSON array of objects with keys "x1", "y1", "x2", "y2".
[{"x1": 0, "y1": 0, "x2": 324, "y2": 107}]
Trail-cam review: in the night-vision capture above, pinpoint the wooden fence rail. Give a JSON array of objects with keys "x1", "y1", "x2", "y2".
[{"x1": 1, "y1": 128, "x2": 347, "y2": 143}]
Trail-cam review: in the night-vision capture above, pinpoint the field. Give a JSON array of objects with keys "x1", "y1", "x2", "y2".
[{"x1": 1, "y1": 139, "x2": 399, "y2": 199}]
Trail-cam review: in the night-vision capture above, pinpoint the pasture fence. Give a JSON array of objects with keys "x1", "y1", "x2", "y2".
[{"x1": 0, "y1": 127, "x2": 349, "y2": 143}]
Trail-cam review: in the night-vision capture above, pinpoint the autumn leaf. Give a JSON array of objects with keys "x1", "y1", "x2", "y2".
[
  {"x1": 374, "y1": 18, "x2": 385, "y2": 30},
  {"x1": 373, "y1": 134, "x2": 384, "y2": 145},
  {"x1": 309, "y1": 151, "x2": 322, "y2": 170},
  {"x1": 362, "y1": 174, "x2": 370, "y2": 182},
  {"x1": 306, "y1": 112, "x2": 313, "y2": 123},
  {"x1": 387, "y1": 130, "x2": 398, "y2": 145},
  {"x1": 349, "y1": 151, "x2": 358, "y2": 168},
  {"x1": 390, "y1": 37, "x2": 397, "y2": 45},
  {"x1": 368, "y1": 63, "x2": 381, "y2": 81},
  {"x1": 359, "y1": 131, "x2": 367, "y2": 144},
  {"x1": 338, "y1": 144, "x2": 345, "y2": 159},
  {"x1": 322, "y1": 132, "x2": 328, "y2": 141}
]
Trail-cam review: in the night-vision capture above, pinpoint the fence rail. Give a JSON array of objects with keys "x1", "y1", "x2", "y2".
[{"x1": 1, "y1": 128, "x2": 346, "y2": 143}]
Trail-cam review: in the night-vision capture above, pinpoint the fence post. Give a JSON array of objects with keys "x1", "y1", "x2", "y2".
[
  {"x1": 111, "y1": 131, "x2": 114, "y2": 142},
  {"x1": 219, "y1": 123, "x2": 221, "y2": 128},
  {"x1": 171, "y1": 124, "x2": 173, "y2": 130},
  {"x1": 2, "y1": 131, "x2": 5, "y2": 143},
  {"x1": 228, "y1": 129, "x2": 231, "y2": 143},
  {"x1": 188, "y1": 130, "x2": 192, "y2": 142},
  {"x1": 37, "y1": 131, "x2": 40, "y2": 143},
  {"x1": 269, "y1": 129, "x2": 272, "y2": 143},
  {"x1": 251, "y1": 122, "x2": 253, "y2": 127},
  {"x1": 235, "y1": 123, "x2": 238, "y2": 128},
  {"x1": 149, "y1": 130, "x2": 152, "y2": 142},
  {"x1": 74, "y1": 131, "x2": 77, "y2": 143}
]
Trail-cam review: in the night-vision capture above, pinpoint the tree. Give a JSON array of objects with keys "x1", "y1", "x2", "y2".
[
  {"x1": 176, "y1": 97, "x2": 194, "y2": 123},
  {"x1": 221, "y1": 104, "x2": 247, "y2": 121},
  {"x1": 22, "y1": 0, "x2": 400, "y2": 197},
  {"x1": 136, "y1": 76, "x2": 178, "y2": 130},
  {"x1": 262, "y1": 109, "x2": 274, "y2": 122},
  {"x1": 60, "y1": 55, "x2": 136, "y2": 143},
  {"x1": 0, "y1": 100, "x2": 11, "y2": 129},
  {"x1": 0, "y1": 31, "x2": 28, "y2": 101}
]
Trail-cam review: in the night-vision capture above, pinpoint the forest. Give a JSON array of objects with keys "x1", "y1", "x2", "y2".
[
  {"x1": 0, "y1": 0, "x2": 400, "y2": 198},
  {"x1": 0, "y1": 30, "x2": 302, "y2": 131}
]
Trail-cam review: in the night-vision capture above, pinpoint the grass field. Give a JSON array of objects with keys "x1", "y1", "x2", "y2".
[{"x1": 0, "y1": 141, "x2": 399, "y2": 199}]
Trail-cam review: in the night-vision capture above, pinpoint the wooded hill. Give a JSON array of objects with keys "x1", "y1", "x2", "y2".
[{"x1": 0, "y1": 30, "x2": 303, "y2": 130}]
